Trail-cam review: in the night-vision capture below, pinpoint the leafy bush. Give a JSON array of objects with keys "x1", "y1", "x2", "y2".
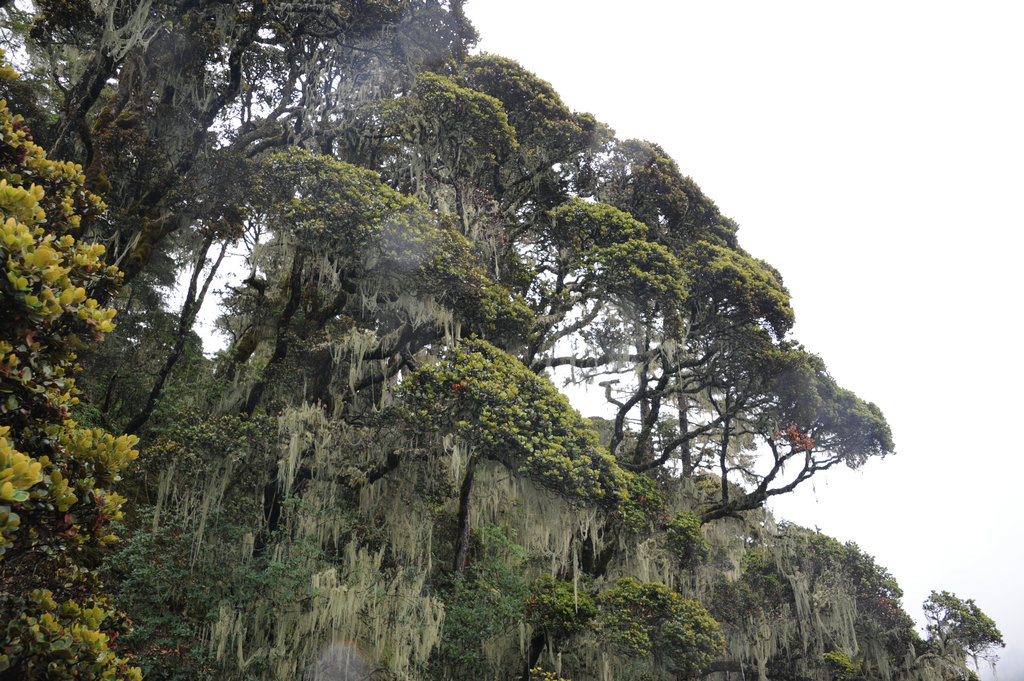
[
  {"x1": 525, "y1": 575, "x2": 596, "y2": 637},
  {"x1": 0, "y1": 52, "x2": 139, "y2": 680},
  {"x1": 529, "y1": 668, "x2": 573, "y2": 681},
  {"x1": 432, "y1": 524, "x2": 528, "y2": 678},
  {"x1": 599, "y1": 578, "x2": 724, "y2": 678},
  {"x1": 616, "y1": 473, "x2": 666, "y2": 531},
  {"x1": 822, "y1": 650, "x2": 858, "y2": 680},
  {"x1": 665, "y1": 511, "x2": 709, "y2": 568},
  {"x1": 104, "y1": 411, "x2": 299, "y2": 680},
  {"x1": 398, "y1": 338, "x2": 628, "y2": 506}
]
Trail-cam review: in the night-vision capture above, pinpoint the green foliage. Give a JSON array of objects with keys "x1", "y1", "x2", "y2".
[
  {"x1": 255, "y1": 148, "x2": 458, "y2": 281},
  {"x1": 0, "y1": 54, "x2": 139, "y2": 680},
  {"x1": 547, "y1": 198, "x2": 648, "y2": 252},
  {"x1": 0, "y1": 90, "x2": 117, "y2": 432},
  {"x1": 665, "y1": 512, "x2": 709, "y2": 568},
  {"x1": 600, "y1": 579, "x2": 676, "y2": 656},
  {"x1": 2, "y1": 588, "x2": 139, "y2": 680},
  {"x1": 525, "y1": 576, "x2": 596, "y2": 637},
  {"x1": 122, "y1": 410, "x2": 276, "y2": 513},
  {"x1": 385, "y1": 70, "x2": 519, "y2": 175},
  {"x1": 111, "y1": 517, "x2": 324, "y2": 681},
  {"x1": 769, "y1": 349, "x2": 895, "y2": 467},
  {"x1": 923, "y1": 590, "x2": 1004, "y2": 663},
  {"x1": 590, "y1": 240, "x2": 688, "y2": 316},
  {"x1": 253, "y1": 149, "x2": 530, "y2": 342},
  {"x1": 398, "y1": 338, "x2": 628, "y2": 506},
  {"x1": 0, "y1": 6, "x2": 983, "y2": 681},
  {"x1": 822, "y1": 650, "x2": 858, "y2": 680},
  {"x1": 529, "y1": 668, "x2": 573, "y2": 681},
  {"x1": 615, "y1": 473, "x2": 666, "y2": 531},
  {"x1": 598, "y1": 139, "x2": 737, "y2": 250},
  {"x1": 739, "y1": 548, "x2": 795, "y2": 610},
  {"x1": 708, "y1": 576, "x2": 759, "y2": 625},
  {"x1": 599, "y1": 578, "x2": 724, "y2": 678},
  {"x1": 462, "y1": 54, "x2": 610, "y2": 187},
  {"x1": 433, "y1": 524, "x2": 528, "y2": 678},
  {"x1": 106, "y1": 411, "x2": 314, "y2": 681},
  {"x1": 682, "y1": 240, "x2": 793, "y2": 338},
  {"x1": 708, "y1": 527, "x2": 926, "y2": 679},
  {"x1": 791, "y1": 532, "x2": 906, "y2": 610},
  {"x1": 462, "y1": 54, "x2": 574, "y2": 139}
]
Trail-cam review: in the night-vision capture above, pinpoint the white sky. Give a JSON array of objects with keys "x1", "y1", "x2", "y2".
[{"x1": 464, "y1": 1, "x2": 1024, "y2": 678}]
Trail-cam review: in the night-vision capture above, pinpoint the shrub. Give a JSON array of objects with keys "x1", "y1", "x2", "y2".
[
  {"x1": 599, "y1": 578, "x2": 724, "y2": 678},
  {"x1": 665, "y1": 511, "x2": 710, "y2": 568},
  {"x1": 525, "y1": 575, "x2": 597, "y2": 637},
  {"x1": 0, "y1": 52, "x2": 139, "y2": 680}
]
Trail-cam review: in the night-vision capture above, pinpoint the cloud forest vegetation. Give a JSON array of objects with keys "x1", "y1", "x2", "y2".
[{"x1": 0, "y1": 3, "x2": 1003, "y2": 681}]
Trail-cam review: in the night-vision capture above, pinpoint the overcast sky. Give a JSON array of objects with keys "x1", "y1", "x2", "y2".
[{"x1": 464, "y1": 1, "x2": 1024, "y2": 678}]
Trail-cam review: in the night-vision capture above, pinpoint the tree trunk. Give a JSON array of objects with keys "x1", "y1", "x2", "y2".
[
  {"x1": 679, "y1": 399, "x2": 692, "y2": 476},
  {"x1": 719, "y1": 412, "x2": 731, "y2": 505},
  {"x1": 125, "y1": 238, "x2": 225, "y2": 434},
  {"x1": 521, "y1": 632, "x2": 547, "y2": 681},
  {"x1": 50, "y1": 51, "x2": 116, "y2": 162},
  {"x1": 452, "y1": 455, "x2": 478, "y2": 574},
  {"x1": 242, "y1": 252, "x2": 304, "y2": 415}
]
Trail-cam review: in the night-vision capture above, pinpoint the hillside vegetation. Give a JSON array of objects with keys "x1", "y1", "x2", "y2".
[{"x1": 0, "y1": 3, "x2": 1002, "y2": 680}]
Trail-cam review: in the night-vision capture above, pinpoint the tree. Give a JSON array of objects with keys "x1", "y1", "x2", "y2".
[
  {"x1": 220, "y1": 148, "x2": 530, "y2": 417},
  {"x1": 7, "y1": 0, "x2": 476, "y2": 283},
  {"x1": 0, "y1": 0, "x2": 479, "y2": 437},
  {"x1": 0, "y1": 55, "x2": 139, "y2": 680},
  {"x1": 697, "y1": 340, "x2": 894, "y2": 522},
  {"x1": 460, "y1": 54, "x2": 610, "y2": 216},
  {"x1": 397, "y1": 338, "x2": 628, "y2": 572},
  {"x1": 705, "y1": 525, "x2": 922, "y2": 681},
  {"x1": 596, "y1": 139, "x2": 739, "y2": 251},
  {"x1": 923, "y1": 590, "x2": 1004, "y2": 670}
]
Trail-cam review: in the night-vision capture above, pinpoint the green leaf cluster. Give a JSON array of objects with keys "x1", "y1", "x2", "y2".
[
  {"x1": 398, "y1": 338, "x2": 628, "y2": 506},
  {"x1": 599, "y1": 578, "x2": 725, "y2": 678},
  {"x1": 432, "y1": 525, "x2": 529, "y2": 678},
  {"x1": 2, "y1": 588, "x2": 139, "y2": 681},
  {"x1": 665, "y1": 512, "x2": 710, "y2": 568},
  {"x1": 254, "y1": 149, "x2": 531, "y2": 342},
  {"x1": 822, "y1": 650, "x2": 859, "y2": 680},
  {"x1": 525, "y1": 575, "x2": 596, "y2": 637},
  {"x1": 924, "y1": 590, "x2": 1005, "y2": 663},
  {"x1": 615, "y1": 473, "x2": 667, "y2": 531}
]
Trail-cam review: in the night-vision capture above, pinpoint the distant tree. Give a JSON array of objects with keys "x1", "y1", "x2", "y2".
[
  {"x1": 707, "y1": 525, "x2": 921, "y2": 680},
  {"x1": 923, "y1": 590, "x2": 1004, "y2": 670},
  {"x1": 697, "y1": 340, "x2": 894, "y2": 522}
]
